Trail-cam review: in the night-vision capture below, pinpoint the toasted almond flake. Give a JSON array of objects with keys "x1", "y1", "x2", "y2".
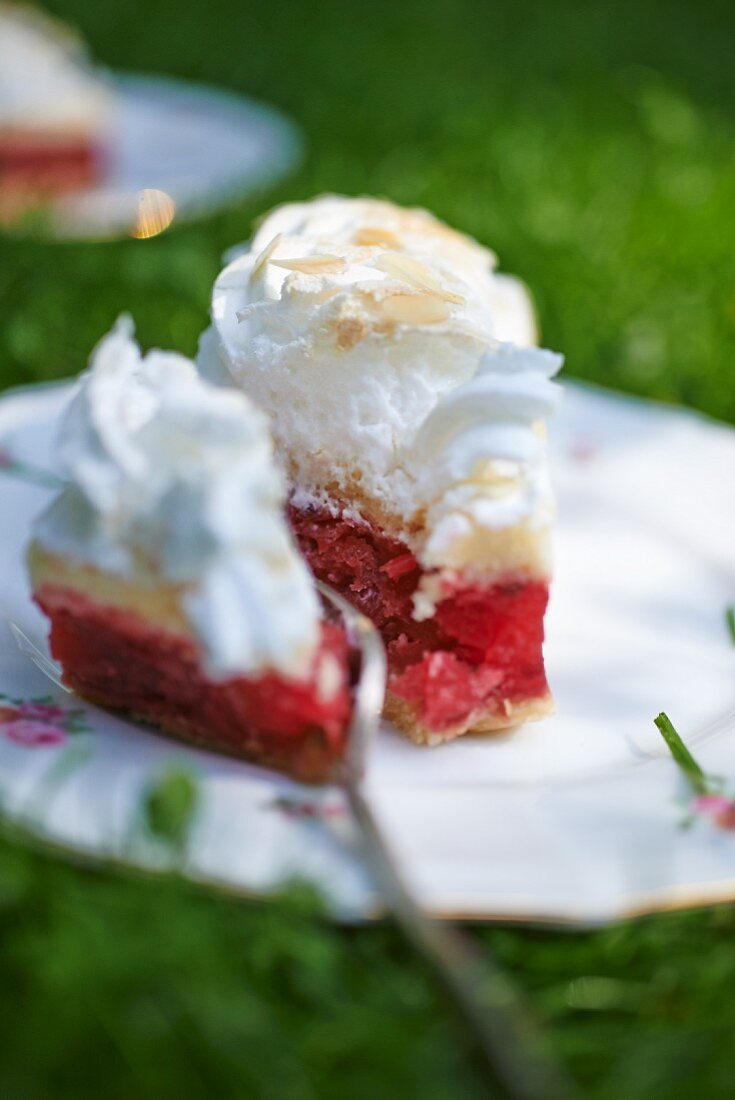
[
  {"x1": 379, "y1": 293, "x2": 450, "y2": 325},
  {"x1": 271, "y1": 255, "x2": 347, "y2": 275},
  {"x1": 377, "y1": 251, "x2": 437, "y2": 288},
  {"x1": 250, "y1": 232, "x2": 283, "y2": 281},
  {"x1": 354, "y1": 226, "x2": 401, "y2": 247},
  {"x1": 376, "y1": 252, "x2": 465, "y2": 305}
]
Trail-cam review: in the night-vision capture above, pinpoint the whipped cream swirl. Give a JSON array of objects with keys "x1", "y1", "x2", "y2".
[
  {"x1": 413, "y1": 344, "x2": 562, "y2": 563},
  {"x1": 33, "y1": 317, "x2": 320, "y2": 679}
]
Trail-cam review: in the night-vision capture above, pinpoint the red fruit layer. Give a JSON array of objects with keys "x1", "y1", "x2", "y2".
[
  {"x1": 289, "y1": 502, "x2": 550, "y2": 732},
  {"x1": 0, "y1": 136, "x2": 100, "y2": 190},
  {"x1": 34, "y1": 584, "x2": 351, "y2": 784}
]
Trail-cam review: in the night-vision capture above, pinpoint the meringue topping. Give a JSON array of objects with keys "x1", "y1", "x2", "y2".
[{"x1": 205, "y1": 195, "x2": 562, "y2": 573}]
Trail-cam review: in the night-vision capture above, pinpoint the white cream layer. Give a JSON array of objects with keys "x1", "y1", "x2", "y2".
[
  {"x1": 204, "y1": 195, "x2": 562, "y2": 573},
  {"x1": 33, "y1": 317, "x2": 320, "y2": 680}
]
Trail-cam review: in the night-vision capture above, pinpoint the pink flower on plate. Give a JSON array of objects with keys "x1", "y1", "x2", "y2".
[
  {"x1": 692, "y1": 794, "x2": 732, "y2": 816},
  {"x1": 270, "y1": 796, "x2": 345, "y2": 821},
  {"x1": 690, "y1": 794, "x2": 735, "y2": 831},
  {"x1": 0, "y1": 448, "x2": 12, "y2": 470},
  {"x1": 18, "y1": 701, "x2": 67, "y2": 722},
  {"x1": 2, "y1": 718, "x2": 68, "y2": 748}
]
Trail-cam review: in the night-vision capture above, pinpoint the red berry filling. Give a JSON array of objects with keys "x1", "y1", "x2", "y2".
[
  {"x1": 0, "y1": 136, "x2": 101, "y2": 192},
  {"x1": 34, "y1": 584, "x2": 351, "y2": 784},
  {"x1": 289, "y1": 501, "x2": 550, "y2": 732}
]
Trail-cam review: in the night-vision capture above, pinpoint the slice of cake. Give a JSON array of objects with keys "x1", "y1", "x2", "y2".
[
  {"x1": 28, "y1": 317, "x2": 351, "y2": 783},
  {"x1": 0, "y1": 3, "x2": 112, "y2": 215},
  {"x1": 201, "y1": 195, "x2": 563, "y2": 745}
]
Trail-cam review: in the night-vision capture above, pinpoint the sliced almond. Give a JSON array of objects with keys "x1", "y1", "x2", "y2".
[
  {"x1": 250, "y1": 232, "x2": 283, "y2": 281},
  {"x1": 271, "y1": 255, "x2": 347, "y2": 275},
  {"x1": 376, "y1": 252, "x2": 465, "y2": 305},
  {"x1": 379, "y1": 293, "x2": 450, "y2": 325},
  {"x1": 377, "y1": 251, "x2": 438, "y2": 289},
  {"x1": 354, "y1": 226, "x2": 400, "y2": 247}
]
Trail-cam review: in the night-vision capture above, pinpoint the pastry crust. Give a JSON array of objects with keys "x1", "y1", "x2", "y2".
[{"x1": 384, "y1": 690, "x2": 554, "y2": 746}]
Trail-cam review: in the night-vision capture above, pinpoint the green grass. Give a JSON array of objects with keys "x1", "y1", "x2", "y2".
[
  {"x1": 4, "y1": 826, "x2": 735, "y2": 1100},
  {"x1": 2, "y1": 0, "x2": 735, "y2": 1096}
]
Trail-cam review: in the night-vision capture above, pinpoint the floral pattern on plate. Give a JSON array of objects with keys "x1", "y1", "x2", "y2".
[{"x1": 0, "y1": 692, "x2": 90, "y2": 748}]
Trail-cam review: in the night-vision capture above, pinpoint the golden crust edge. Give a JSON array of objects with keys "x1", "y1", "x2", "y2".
[{"x1": 383, "y1": 690, "x2": 554, "y2": 746}]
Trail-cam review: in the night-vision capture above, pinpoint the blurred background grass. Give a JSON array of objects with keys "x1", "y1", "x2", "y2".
[{"x1": 1, "y1": 0, "x2": 735, "y2": 1097}]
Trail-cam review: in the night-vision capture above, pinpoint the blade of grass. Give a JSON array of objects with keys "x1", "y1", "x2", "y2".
[
  {"x1": 725, "y1": 606, "x2": 735, "y2": 645},
  {"x1": 654, "y1": 713, "x2": 709, "y2": 795}
]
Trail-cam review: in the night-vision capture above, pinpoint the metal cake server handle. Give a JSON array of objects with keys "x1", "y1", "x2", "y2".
[
  {"x1": 8, "y1": 621, "x2": 70, "y2": 691},
  {"x1": 318, "y1": 583, "x2": 577, "y2": 1100}
]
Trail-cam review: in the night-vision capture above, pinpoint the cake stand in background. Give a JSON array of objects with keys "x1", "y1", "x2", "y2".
[{"x1": 2, "y1": 73, "x2": 303, "y2": 240}]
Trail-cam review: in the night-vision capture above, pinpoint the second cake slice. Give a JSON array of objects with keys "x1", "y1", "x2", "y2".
[{"x1": 28, "y1": 317, "x2": 351, "y2": 782}]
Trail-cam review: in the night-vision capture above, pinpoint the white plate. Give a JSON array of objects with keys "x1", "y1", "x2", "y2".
[
  {"x1": 21, "y1": 74, "x2": 303, "y2": 238},
  {"x1": 1, "y1": 380, "x2": 734, "y2": 923}
]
